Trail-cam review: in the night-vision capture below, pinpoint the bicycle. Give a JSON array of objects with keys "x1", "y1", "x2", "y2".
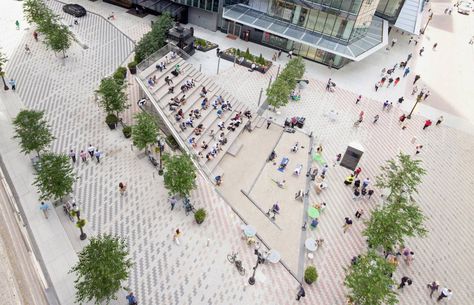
[
  {"x1": 63, "y1": 201, "x2": 74, "y2": 222},
  {"x1": 227, "y1": 252, "x2": 246, "y2": 276}
]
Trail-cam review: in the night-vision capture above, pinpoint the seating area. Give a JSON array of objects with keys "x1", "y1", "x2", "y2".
[{"x1": 138, "y1": 52, "x2": 256, "y2": 176}]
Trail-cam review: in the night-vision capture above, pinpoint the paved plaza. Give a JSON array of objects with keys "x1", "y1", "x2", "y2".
[{"x1": 0, "y1": 0, "x2": 473, "y2": 304}]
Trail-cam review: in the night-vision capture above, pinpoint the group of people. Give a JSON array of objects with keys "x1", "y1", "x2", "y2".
[{"x1": 68, "y1": 144, "x2": 103, "y2": 164}]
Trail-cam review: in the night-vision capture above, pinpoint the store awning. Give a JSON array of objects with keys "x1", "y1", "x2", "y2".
[
  {"x1": 394, "y1": 0, "x2": 424, "y2": 35},
  {"x1": 223, "y1": 4, "x2": 388, "y2": 61}
]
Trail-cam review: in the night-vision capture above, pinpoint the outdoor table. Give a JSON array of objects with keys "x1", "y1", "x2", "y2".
[
  {"x1": 305, "y1": 238, "x2": 318, "y2": 252},
  {"x1": 307, "y1": 207, "x2": 320, "y2": 219},
  {"x1": 267, "y1": 250, "x2": 281, "y2": 263},
  {"x1": 243, "y1": 225, "x2": 257, "y2": 237}
]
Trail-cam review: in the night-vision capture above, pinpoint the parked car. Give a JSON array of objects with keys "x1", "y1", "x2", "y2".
[
  {"x1": 63, "y1": 4, "x2": 87, "y2": 17},
  {"x1": 457, "y1": 1, "x2": 473, "y2": 14}
]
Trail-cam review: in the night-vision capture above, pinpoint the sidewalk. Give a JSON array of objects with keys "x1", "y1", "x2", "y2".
[{"x1": 0, "y1": 91, "x2": 76, "y2": 304}]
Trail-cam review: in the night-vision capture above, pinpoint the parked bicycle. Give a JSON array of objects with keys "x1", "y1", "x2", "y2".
[
  {"x1": 227, "y1": 252, "x2": 246, "y2": 276},
  {"x1": 63, "y1": 200, "x2": 74, "y2": 222}
]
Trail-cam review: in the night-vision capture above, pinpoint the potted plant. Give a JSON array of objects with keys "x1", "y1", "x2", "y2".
[
  {"x1": 304, "y1": 266, "x2": 318, "y2": 284},
  {"x1": 76, "y1": 219, "x2": 87, "y2": 240},
  {"x1": 128, "y1": 61, "x2": 137, "y2": 75},
  {"x1": 122, "y1": 125, "x2": 132, "y2": 138},
  {"x1": 105, "y1": 113, "x2": 119, "y2": 129},
  {"x1": 194, "y1": 208, "x2": 207, "y2": 224}
]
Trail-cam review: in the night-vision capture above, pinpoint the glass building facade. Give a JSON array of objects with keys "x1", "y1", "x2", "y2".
[
  {"x1": 375, "y1": 0, "x2": 405, "y2": 23},
  {"x1": 173, "y1": 0, "x2": 220, "y2": 12},
  {"x1": 222, "y1": 0, "x2": 387, "y2": 68}
]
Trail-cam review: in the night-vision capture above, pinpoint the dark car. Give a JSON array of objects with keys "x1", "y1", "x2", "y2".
[{"x1": 63, "y1": 4, "x2": 87, "y2": 17}]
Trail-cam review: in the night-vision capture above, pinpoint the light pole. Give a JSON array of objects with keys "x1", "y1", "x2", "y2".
[
  {"x1": 420, "y1": 13, "x2": 433, "y2": 34},
  {"x1": 407, "y1": 93, "x2": 423, "y2": 119},
  {"x1": 248, "y1": 249, "x2": 265, "y2": 285}
]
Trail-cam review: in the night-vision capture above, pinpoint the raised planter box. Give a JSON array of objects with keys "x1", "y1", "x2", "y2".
[
  {"x1": 194, "y1": 38, "x2": 218, "y2": 52},
  {"x1": 220, "y1": 48, "x2": 272, "y2": 74}
]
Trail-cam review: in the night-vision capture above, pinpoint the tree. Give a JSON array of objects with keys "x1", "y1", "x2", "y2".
[
  {"x1": 12, "y1": 109, "x2": 55, "y2": 157},
  {"x1": 0, "y1": 50, "x2": 8, "y2": 91},
  {"x1": 163, "y1": 154, "x2": 196, "y2": 197},
  {"x1": 134, "y1": 13, "x2": 173, "y2": 63},
  {"x1": 33, "y1": 153, "x2": 75, "y2": 201},
  {"x1": 70, "y1": 234, "x2": 133, "y2": 305},
  {"x1": 344, "y1": 250, "x2": 398, "y2": 305},
  {"x1": 266, "y1": 57, "x2": 305, "y2": 109},
  {"x1": 363, "y1": 198, "x2": 427, "y2": 251},
  {"x1": 43, "y1": 23, "x2": 74, "y2": 58},
  {"x1": 96, "y1": 77, "x2": 128, "y2": 116},
  {"x1": 23, "y1": 0, "x2": 48, "y2": 25},
  {"x1": 376, "y1": 152, "x2": 426, "y2": 200},
  {"x1": 132, "y1": 112, "x2": 158, "y2": 150}
]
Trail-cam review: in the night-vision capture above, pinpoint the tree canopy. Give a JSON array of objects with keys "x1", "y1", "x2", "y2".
[
  {"x1": 43, "y1": 23, "x2": 74, "y2": 58},
  {"x1": 266, "y1": 57, "x2": 305, "y2": 109},
  {"x1": 163, "y1": 154, "x2": 196, "y2": 197},
  {"x1": 12, "y1": 109, "x2": 55, "y2": 156},
  {"x1": 96, "y1": 77, "x2": 128, "y2": 116},
  {"x1": 132, "y1": 112, "x2": 158, "y2": 150},
  {"x1": 33, "y1": 152, "x2": 75, "y2": 201},
  {"x1": 344, "y1": 251, "x2": 398, "y2": 305},
  {"x1": 134, "y1": 13, "x2": 173, "y2": 63},
  {"x1": 70, "y1": 234, "x2": 133, "y2": 305}
]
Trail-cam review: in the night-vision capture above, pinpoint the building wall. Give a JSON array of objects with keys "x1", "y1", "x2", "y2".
[{"x1": 188, "y1": 7, "x2": 219, "y2": 30}]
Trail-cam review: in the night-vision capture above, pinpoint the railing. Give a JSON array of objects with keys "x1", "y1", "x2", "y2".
[{"x1": 136, "y1": 43, "x2": 192, "y2": 74}]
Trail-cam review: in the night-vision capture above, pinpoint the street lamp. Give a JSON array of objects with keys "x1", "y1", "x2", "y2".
[
  {"x1": 420, "y1": 13, "x2": 433, "y2": 35},
  {"x1": 157, "y1": 137, "x2": 164, "y2": 175},
  {"x1": 248, "y1": 249, "x2": 265, "y2": 285},
  {"x1": 407, "y1": 93, "x2": 423, "y2": 119}
]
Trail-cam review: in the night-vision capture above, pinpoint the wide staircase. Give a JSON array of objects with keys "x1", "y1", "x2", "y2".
[{"x1": 138, "y1": 53, "x2": 266, "y2": 178}]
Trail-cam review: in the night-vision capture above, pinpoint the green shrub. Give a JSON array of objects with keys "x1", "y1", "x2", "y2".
[
  {"x1": 257, "y1": 53, "x2": 266, "y2": 66},
  {"x1": 195, "y1": 38, "x2": 206, "y2": 47},
  {"x1": 122, "y1": 126, "x2": 132, "y2": 138},
  {"x1": 127, "y1": 61, "x2": 137, "y2": 69},
  {"x1": 194, "y1": 208, "x2": 207, "y2": 224},
  {"x1": 165, "y1": 135, "x2": 179, "y2": 150},
  {"x1": 304, "y1": 266, "x2": 318, "y2": 284},
  {"x1": 113, "y1": 67, "x2": 127, "y2": 85},
  {"x1": 105, "y1": 114, "x2": 119, "y2": 125},
  {"x1": 236, "y1": 49, "x2": 241, "y2": 57}
]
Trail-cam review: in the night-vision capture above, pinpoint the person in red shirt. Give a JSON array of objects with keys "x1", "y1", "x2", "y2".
[
  {"x1": 354, "y1": 167, "x2": 362, "y2": 177},
  {"x1": 423, "y1": 119, "x2": 432, "y2": 130}
]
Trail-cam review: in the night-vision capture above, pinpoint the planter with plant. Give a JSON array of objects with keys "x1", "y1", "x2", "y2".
[
  {"x1": 122, "y1": 125, "x2": 132, "y2": 138},
  {"x1": 220, "y1": 48, "x2": 272, "y2": 73},
  {"x1": 76, "y1": 219, "x2": 87, "y2": 240},
  {"x1": 105, "y1": 114, "x2": 118, "y2": 129},
  {"x1": 194, "y1": 38, "x2": 218, "y2": 52},
  {"x1": 304, "y1": 266, "x2": 318, "y2": 284},
  {"x1": 128, "y1": 61, "x2": 137, "y2": 74},
  {"x1": 194, "y1": 208, "x2": 207, "y2": 224}
]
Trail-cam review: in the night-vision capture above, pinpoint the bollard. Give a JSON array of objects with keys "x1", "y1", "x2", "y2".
[{"x1": 217, "y1": 56, "x2": 221, "y2": 75}]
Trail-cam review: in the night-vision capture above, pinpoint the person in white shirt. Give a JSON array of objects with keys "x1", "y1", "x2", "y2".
[{"x1": 437, "y1": 288, "x2": 453, "y2": 301}]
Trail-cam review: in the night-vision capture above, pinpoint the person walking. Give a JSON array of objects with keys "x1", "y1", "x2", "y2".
[
  {"x1": 413, "y1": 75, "x2": 421, "y2": 85},
  {"x1": 40, "y1": 202, "x2": 50, "y2": 219},
  {"x1": 359, "y1": 111, "x2": 364, "y2": 122},
  {"x1": 399, "y1": 114, "x2": 407, "y2": 123},
  {"x1": 355, "y1": 95, "x2": 362, "y2": 104},
  {"x1": 126, "y1": 292, "x2": 138, "y2": 305},
  {"x1": 278, "y1": 49, "x2": 282, "y2": 58},
  {"x1": 352, "y1": 188, "x2": 361, "y2": 200},
  {"x1": 354, "y1": 167, "x2": 362, "y2": 178},
  {"x1": 362, "y1": 177, "x2": 370, "y2": 189},
  {"x1": 287, "y1": 50, "x2": 293, "y2": 58},
  {"x1": 408, "y1": 36, "x2": 413, "y2": 44},
  {"x1": 403, "y1": 67, "x2": 410, "y2": 77},
  {"x1": 333, "y1": 153, "x2": 342, "y2": 167},
  {"x1": 391, "y1": 38, "x2": 397, "y2": 48},
  {"x1": 415, "y1": 145, "x2": 423, "y2": 155},
  {"x1": 411, "y1": 85, "x2": 418, "y2": 95},
  {"x1": 398, "y1": 96, "x2": 405, "y2": 105},
  {"x1": 119, "y1": 182, "x2": 127, "y2": 196},
  {"x1": 69, "y1": 149, "x2": 76, "y2": 163},
  {"x1": 94, "y1": 149, "x2": 101, "y2": 163},
  {"x1": 437, "y1": 288, "x2": 453, "y2": 302},
  {"x1": 9, "y1": 79, "x2": 16, "y2": 91},
  {"x1": 375, "y1": 81, "x2": 380, "y2": 91},
  {"x1": 423, "y1": 119, "x2": 432, "y2": 130},
  {"x1": 355, "y1": 209, "x2": 364, "y2": 219},
  {"x1": 296, "y1": 286, "x2": 306, "y2": 301},
  {"x1": 343, "y1": 217, "x2": 353, "y2": 233},
  {"x1": 15, "y1": 20, "x2": 20, "y2": 30},
  {"x1": 33, "y1": 31, "x2": 38, "y2": 41},
  {"x1": 419, "y1": 47, "x2": 425, "y2": 56},
  {"x1": 373, "y1": 114, "x2": 380, "y2": 124},
  {"x1": 406, "y1": 53, "x2": 413, "y2": 63},
  {"x1": 380, "y1": 77, "x2": 386, "y2": 86},
  {"x1": 387, "y1": 77, "x2": 394, "y2": 87},
  {"x1": 87, "y1": 144, "x2": 95, "y2": 158},
  {"x1": 436, "y1": 115, "x2": 444, "y2": 126},
  {"x1": 169, "y1": 196, "x2": 177, "y2": 210},
  {"x1": 423, "y1": 91, "x2": 431, "y2": 100},
  {"x1": 25, "y1": 44, "x2": 31, "y2": 55},
  {"x1": 79, "y1": 150, "x2": 87, "y2": 162},
  {"x1": 427, "y1": 281, "x2": 440, "y2": 298},
  {"x1": 433, "y1": 43, "x2": 438, "y2": 50},
  {"x1": 383, "y1": 100, "x2": 389, "y2": 111},
  {"x1": 266, "y1": 117, "x2": 272, "y2": 129},
  {"x1": 173, "y1": 228, "x2": 181, "y2": 245},
  {"x1": 394, "y1": 77, "x2": 400, "y2": 86},
  {"x1": 398, "y1": 276, "x2": 412, "y2": 289}
]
